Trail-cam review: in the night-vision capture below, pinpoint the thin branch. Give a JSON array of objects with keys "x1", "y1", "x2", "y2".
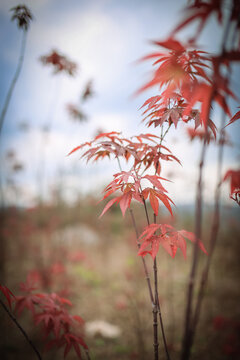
[
  {"x1": 143, "y1": 197, "x2": 151, "y2": 226},
  {"x1": 0, "y1": 30, "x2": 27, "y2": 136},
  {"x1": 129, "y1": 208, "x2": 154, "y2": 304},
  {"x1": 117, "y1": 156, "x2": 159, "y2": 358},
  {"x1": 117, "y1": 156, "x2": 154, "y2": 304},
  {"x1": 181, "y1": 136, "x2": 208, "y2": 360},
  {"x1": 153, "y1": 215, "x2": 171, "y2": 360},
  {"x1": 153, "y1": 124, "x2": 171, "y2": 360},
  {"x1": 190, "y1": 118, "x2": 226, "y2": 344},
  {"x1": 84, "y1": 349, "x2": 91, "y2": 360},
  {"x1": 131, "y1": 203, "x2": 159, "y2": 359},
  {"x1": 0, "y1": 299, "x2": 42, "y2": 360}
]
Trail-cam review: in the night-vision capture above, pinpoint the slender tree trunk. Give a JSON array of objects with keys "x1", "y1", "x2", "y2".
[
  {"x1": 190, "y1": 64, "x2": 234, "y2": 353},
  {"x1": 0, "y1": 30, "x2": 27, "y2": 136},
  {"x1": 181, "y1": 6, "x2": 233, "y2": 358},
  {"x1": 153, "y1": 126, "x2": 171, "y2": 360},
  {"x1": 181, "y1": 138, "x2": 208, "y2": 360},
  {"x1": 142, "y1": 199, "x2": 159, "y2": 360},
  {"x1": 129, "y1": 208, "x2": 154, "y2": 304}
]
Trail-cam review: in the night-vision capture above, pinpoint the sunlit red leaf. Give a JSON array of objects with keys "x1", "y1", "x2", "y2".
[
  {"x1": 224, "y1": 109, "x2": 240, "y2": 128},
  {"x1": 119, "y1": 192, "x2": 132, "y2": 217},
  {"x1": 99, "y1": 197, "x2": 119, "y2": 218},
  {"x1": 171, "y1": 0, "x2": 223, "y2": 42},
  {"x1": 149, "y1": 190, "x2": 159, "y2": 215},
  {"x1": 178, "y1": 229, "x2": 207, "y2": 254},
  {"x1": 223, "y1": 169, "x2": 240, "y2": 205}
]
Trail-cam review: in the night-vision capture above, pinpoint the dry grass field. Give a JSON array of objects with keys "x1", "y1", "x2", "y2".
[{"x1": 0, "y1": 199, "x2": 239, "y2": 360}]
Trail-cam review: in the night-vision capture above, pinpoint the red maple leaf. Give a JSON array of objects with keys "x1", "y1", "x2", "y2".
[
  {"x1": 137, "y1": 39, "x2": 211, "y2": 96},
  {"x1": 0, "y1": 285, "x2": 16, "y2": 309},
  {"x1": 224, "y1": 108, "x2": 240, "y2": 128},
  {"x1": 171, "y1": 0, "x2": 223, "y2": 42},
  {"x1": 223, "y1": 170, "x2": 240, "y2": 205},
  {"x1": 68, "y1": 132, "x2": 180, "y2": 177}
]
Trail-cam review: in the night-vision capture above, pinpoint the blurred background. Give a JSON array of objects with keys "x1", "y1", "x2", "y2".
[{"x1": 0, "y1": 0, "x2": 239, "y2": 359}]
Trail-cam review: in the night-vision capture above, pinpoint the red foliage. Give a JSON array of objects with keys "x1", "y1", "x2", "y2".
[
  {"x1": 138, "y1": 223, "x2": 207, "y2": 260},
  {"x1": 12, "y1": 276, "x2": 88, "y2": 359},
  {"x1": 99, "y1": 171, "x2": 174, "y2": 217},
  {"x1": 69, "y1": 131, "x2": 180, "y2": 175},
  {"x1": 171, "y1": 0, "x2": 223, "y2": 42},
  {"x1": 138, "y1": 39, "x2": 211, "y2": 93},
  {"x1": 0, "y1": 284, "x2": 16, "y2": 309},
  {"x1": 138, "y1": 35, "x2": 237, "y2": 136},
  {"x1": 225, "y1": 108, "x2": 240, "y2": 128},
  {"x1": 223, "y1": 170, "x2": 240, "y2": 205}
]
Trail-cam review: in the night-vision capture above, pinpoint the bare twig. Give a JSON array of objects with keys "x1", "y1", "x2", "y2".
[
  {"x1": 0, "y1": 299, "x2": 42, "y2": 359},
  {"x1": 0, "y1": 30, "x2": 27, "y2": 136},
  {"x1": 181, "y1": 137, "x2": 208, "y2": 360},
  {"x1": 129, "y1": 208, "x2": 154, "y2": 304},
  {"x1": 142, "y1": 197, "x2": 159, "y2": 360},
  {"x1": 84, "y1": 349, "x2": 91, "y2": 360},
  {"x1": 153, "y1": 124, "x2": 171, "y2": 360}
]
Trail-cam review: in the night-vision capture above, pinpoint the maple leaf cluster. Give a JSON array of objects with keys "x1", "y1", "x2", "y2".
[
  {"x1": 99, "y1": 171, "x2": 174, "y2": 218},
  {"x1": 69, "y1": 131, "x2": 178, "y2": 220},
  {"x1": 40, "y1": 50, "x2": 77, "y2": 76},
  {"x1": 69, "y1": 131, "x2": 180, "y2": 175},
  {"x1": 138, "y1": 38, "x2": 236, "y2": 135},
  {"x1": 3, "y1": 276, "x2": 88, "y2": 359},
  {"x1": 138, "y1": 223, "x2": 207, "y2": 260}
]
